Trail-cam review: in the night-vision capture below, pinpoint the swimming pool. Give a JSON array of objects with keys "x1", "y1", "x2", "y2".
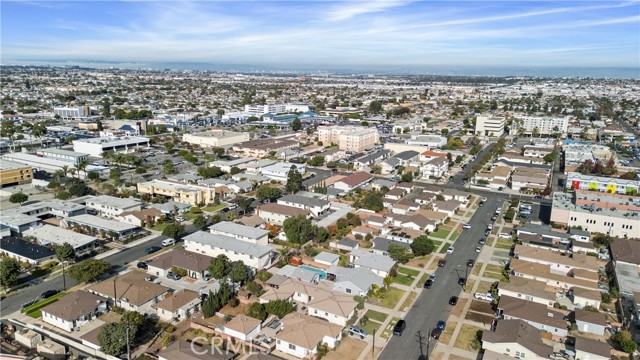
[{"x1": 300, "y1": 265, "x2": 327, "y2": 280}]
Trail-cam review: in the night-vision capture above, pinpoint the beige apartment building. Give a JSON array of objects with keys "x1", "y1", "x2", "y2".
[
  {"x1": 0, "y1": 159, "x2": 32, "y2": 188},
  {"x1": 137, "y1": 179, "x2": 227, "y2": 205},
  {"x1": 318, "y1": 126, "x2": 379, "y2": 152}
]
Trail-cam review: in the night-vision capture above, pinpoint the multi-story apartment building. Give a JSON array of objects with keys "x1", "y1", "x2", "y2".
[
  {"x1": 318, "y1": 126, "x2": 379, "y2": 152},
  {"x1": 0, "y1": 159, "x2": 32, "y2": 187},
  {"x1": 550, "y1": 191, "x2": 639, "y2": 237},
  {"x1": 85, "y1": 195, "x2": 143, "y2": 218},
  {"x1": 183, "y1": 231, "x2": 274, "y2": 269},
  {"x1": 475, "y1": 116, "x2": 505, "y2": 137},
  {"x1": 565, "y1": 172, "x2": 639, "y2": 195},
  {"x1": 517, "y1": 116, "x2": 569, "y2": 136},
  {"x1": 137, "y1": 179, "x2": 226, "y2": 205}
]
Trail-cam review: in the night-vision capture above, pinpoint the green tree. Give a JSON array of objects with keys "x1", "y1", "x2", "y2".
[
  {"x1": 245, "y1": 302, "x2": 267, "y2": 320},
  {"x1": 198, "y1": 166, "x2": 225, "y2": 179},
  {"x1": 264, "y1": 299, "x2": 293, "y2": 318},
  {"x1": 0, "y1": 257, "x2": 21, "y2": 287},
  {"x1": 235, "y1": 196, "x2": 253, "y2": 213},
  {"x1": 291, "y1": 118, "x2": 302, "y2": 131},
  {"x1": 9, "y1": 192, "x2": 28, "y2": 205},
  {"x1": 387, "y1": 244, "x2": 414, "y2": 264},
  {"x1": 411, "y1": 236, "x2": 435, "y2": 256},
  {"x1": 612, "y1": 330, "x2": 637, "y2": 353},
  {"x1": 401, "y1": 172, "x2": 413, "y2": 182},
  {"x1": 368, "y1": 100, "x2": 383, "y2": 114},
  {"x1": 68, "y1": 259, "x2": 111, "y2": 283},
  {"x1": 364, "y1": 191, "x2": 383, "y2": 211},
  {"x1": 283, "y1": 215, "x2": 314, "y2": 244},
  {"x1": 370, "y1": 164, "x2": 382, "y2": 174},
  {"x1": 307, "y1": 155, "x2": 325, "y2": 167},
  {"x1": 285, "y1": 166, "x2": 303, "y2": 194},
  {"x1": 208, "y1": 255, "x2": 231, "y2": 279},
  {"x1": 98, "y1": 322, "x2": 127, "y2": 356},
  {"x1": 31, "y1": 122, "x2": 47, "y2": 146},
  {"x1": 229, "y1": 261, "x2": 250, "y2": 286},
  {"x1": 101, "y1": 98, "x2": 111, "y2": 119},
  {"x1": 162, "y1": 223, "x2": 185, "y2": 240},
  {"x1": 55, "y1": 242, "x2": 76, "y2": 262},
  {"x1": 192, "y1": 215, "x2": 207, "y2": 230},
  {"x1": 256, "y1": 184, "x2": 282, "y2": 201}
]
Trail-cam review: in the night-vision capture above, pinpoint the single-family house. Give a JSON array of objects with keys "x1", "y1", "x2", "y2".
[
  {"x1": 274, "y1": 313, "x2": 343, "y2": 359},
  {"x1": 158, "y1": 340, "x2": 235, "y2": 360},
  {"x1": 574, "y1": 308, "x2": 606, "y2": 336},
  {"x1": 482, "y1": 319, "x2": 554, "y2": 360},
  {"x1": 314, "y1": 252, "x2": 340, "y2": 266},
  {"x1": 574, "y1": 336, "x2": 611, "y2": 360},
  {"x1": 277, "y1": 194, "x2": 330, "y2": 217},
  {"x1": 326, "y1": 266, "x2": 384, "y2": 296},
  {"x1": 154, "y1": 289, "x2": 201, "y2": 323},
  {"x1": 497, "y1": 277, "x2": 555, "y2": 307},
  {"x1": 497, "y1": 295, "x2": 568, "y2": 337},
  {"x1": 40, "y1": 291, "x2": 108, "y2": 332},
  {"x1": 371, "y1": 238, "x2": 411, "y2": 257},
  {"x1": 87, "y1": 270, "x2": 170, "y2": 314},
  {"x1": 332, "y1": 171, "x2": 373, "y2": 192},
  {"x1": 572, "y1": 287, "x2": 602, "y2": 309},
  {"x1": 117, "y1": 208, "x2": 164, "y2": 227},
  {"x1": 146, "y1": 249, "x2": 213, "y2": 280},
  {"x1": 349, "y1": 249, "x2": 396, "y2": 277},
  {"x1": 329, "y1": 238, "x2": 359, "y2": 252},
  {"x1": 273, "y1": 265, "x2": 320, "y2": 284},
  {"x1": 220, "y1": 314, "x2": 262, "y2": 342},
  {"x1": 257, "y1": 203, "x2": 311, "y2": 226}
]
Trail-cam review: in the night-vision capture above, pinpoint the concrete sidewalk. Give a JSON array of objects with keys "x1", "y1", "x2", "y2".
[{"x1": 94, "y1": 231, "x2": 163, "y2": 260}]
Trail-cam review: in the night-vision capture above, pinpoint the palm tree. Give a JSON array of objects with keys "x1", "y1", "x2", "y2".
[
  {"x1": 74, "y1": 160, "x2": 88, "y2": 179},
  {"x1": 60, "y1": 165, "x2": 70, "y2": 179},
  {"x1": 53, "y1": 169, "x2": 64, "y2": 185}
]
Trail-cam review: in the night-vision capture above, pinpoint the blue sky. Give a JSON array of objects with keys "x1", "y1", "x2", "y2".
[{"x1": 2, "y1": 1, "x2": 639, "y2": 69}]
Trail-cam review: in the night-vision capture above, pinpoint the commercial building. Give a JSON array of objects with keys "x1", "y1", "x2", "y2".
[
  {"x1": 0, "y1": 159, "x2": 32, "y2": 187},
  {"x1": 54, "y1": 106, "x2": 91, "y2": 119},
  {"x1": 182, "y1": 130, "x2": 249, "y2": 148},
  {"x1": 260, "y1": 162, "x2": 306, "y2": 181},
  {"x1": 562, "y1": 143, "x2": 613, "y2": 169},
  {"x1": 565, "y1": 172, "x2": 639, "y2": 195},
  {"x1": 232, "y1": 137, "x2": 298, "y2": 158},
  {"x1": 475, "y1": 116, "x2": 505, "y2": 137},
  {"x1": 35, "y1": 148, "x2": 90, "y2": 165},
  {"x1": 550, "y1": 191, "x2": 639, "y2": 238},
  {"x1": 72, "y1": 136, "x2": 150, "y2": 157},
  {"x1": 517, "y1": 116, "x2": 569, "y2": 136},
  {"x1": 2, "y1": 152, "x2": 108, "y2": 178},
  {"x1": 318, "y1": 126, "x2": 379, "y2": 152}
]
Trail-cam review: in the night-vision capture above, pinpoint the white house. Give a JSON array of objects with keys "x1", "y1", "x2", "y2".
[
  {"x1": 327, "y1": 266, "x2": 384, "y2": 297},
  {"x1": 23, "y1": 225, "x2": 97, "y2": 256},
  {"x1": 183, "y1": 231, "x2": 274, "y2": 269},
  {"x1": 422, "y1": 157, "x2": 449, "y2": 178},
  {"x1": 332, "y1": 172, "x2": 373, "y2": 192},
  {"x1": 574, "y1": 337, "x2": 611, "y2": 360},
  {"x1": 274, "y1": 313, "x2": 343, "y2": 359},
  {"x1": 482, "y1": 320, "x2": 554, "y2": 360},
  {"x1": 497, "y1": 277, "x2": 555, "y2": 307},
  {"x1": 220, "y1": 314, "x2": 262, "y2": 342},
  {"x1": 154, "y1": 289, "x2": 201, "y2": 323},
  {"x1": 574, "y1": 309, "x2": 606, "y2": 336},
  {"x1": 260, "y1": 162, "x2": 306, "y2": 181},
  {"x1": 40, "y1": 291, "x2": 108, "y2": 332},
  {"x1": 208, "y1": 221, "x2": 269, "y2": 245},
  {"x1": 277, "y1": 194, "x2": 330, "y2": 217},
  {"x1": 87, "y1": 271, "x2": 170, "y2": 314},
  {"x1": 349, "y1": 249, "x2": 396, "y2": 277},
  {"x1": 572, "y1": 287, "x2": 602, "y2": 309},
  {"x1": 85, "y1": 195, "x2": 142, "y2": 218}
]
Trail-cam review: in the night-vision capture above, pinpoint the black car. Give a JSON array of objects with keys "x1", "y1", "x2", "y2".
[
  {"x1": 449, "y1": 296, "x2": 458, "y2": 305},
  {"x1": 137, "y1": 261, "x2": 149, "y2": 269},
  {"x1": 393, "y1": 320, "x2": 406, "y2": 336},
  {"x1": 458, "y1": 277, "x2": 466, "y2": 285},
  {"x1": 424, "y1": 279, "x2": 433, "y2": 288},
  {"x1": 145, "y1": 246, "x2": 162, "y2": 254},
  {"x1": 41, "y1": 289, "x2": 60, "y2": 299},
  {"x1": 437, "y1": 259, "x2": 447, "y2": 267},
  {"x1": 430, "y1": 328, "x2": 442, "y2": 339},
  {"x1": 467, "y1": 259, "x2": 475, "y2": 267}
]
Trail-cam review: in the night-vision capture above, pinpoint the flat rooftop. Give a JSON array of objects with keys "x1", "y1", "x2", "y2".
[
  {"x1": 38, "y1": 148, "x2": 89, "y2": 157},
  {"x1": 73, "y1": 136, "x2": 150, "y2": 146},
  {"x1": 67, "y1": 214, "x2": 139, "y2": 232},
  {"x1": 187, "y1": 130, "x2": 246, "y2": 139},
  {"x1": 23, "y1": 225, "x2": 96, "y2": 248},
  {"x1": 0, "y1": 159, "x2": 30, "y2": 170},
  {"x1": 552, "y1": 192, "x2": 640, "y2": 219}
]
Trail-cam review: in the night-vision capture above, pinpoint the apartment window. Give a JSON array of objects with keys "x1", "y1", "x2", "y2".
[
  {"x1": 289, "y1": 344, "x2": 296, "y2": 350},
  {"x1": 346, "y1": 288, "x2": 352, "y2": 294}
]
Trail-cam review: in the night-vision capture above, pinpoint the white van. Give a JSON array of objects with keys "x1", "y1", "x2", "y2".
[{"x1": 161, "y1": 238, "x2": 175, "y2": 247}]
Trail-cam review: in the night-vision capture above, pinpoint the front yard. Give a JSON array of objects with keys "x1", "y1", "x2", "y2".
[
  {"x1": 367, "y1": 286, "x2": 406, "y2": 309},
  {"x1": 21, "y1": 291, "x2": 67, "y2": 318},
  {"x1": 453, "y1": 324, "x2": 483, "y2": 351}
]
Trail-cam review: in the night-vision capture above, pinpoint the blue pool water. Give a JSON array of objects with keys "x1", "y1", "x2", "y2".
[{"x1": 300, "y1": 265, "x2": 327, "y2": 280}]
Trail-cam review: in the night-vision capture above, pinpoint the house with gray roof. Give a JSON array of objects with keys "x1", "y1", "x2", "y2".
[
  {"x1": 349, "y1": 249, "x2": 396, "y2": 277},
  {"x1": 208, "y1": 221, "x2": 269, "y2": 245},
  {"x1": 327, "y1": 265, "x2": 384, "y2": 296},
  {"x1": 273, "y1": 265, "x2": 320, "y2": 284},
  {"x1": 149, "y1": 200, "x2": 192, "y2": 215},
  {"x1": 371, "y1": 237, "x2": 411, "y2": 256},
  {"x1": 314, "y1": 251, "x2": 340, "y2": 266},
  {"x1": 330, "y1": 238, "x2": 359, "y2": 252},
  {"x1": 277, "y1": 194, "x2": 330, "y2": 217}
]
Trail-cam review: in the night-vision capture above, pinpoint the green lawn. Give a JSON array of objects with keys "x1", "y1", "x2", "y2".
[
  {"x1": 203, "y1": 204, "x2": 226, "y2": 212},
  {"x1": 400, "y1": 291, "x2": 417, "y2": 311},
  {"x1": 360, "y1": 320, "x2": 382, "y2": 335},
  {"x1": 397, "y1": 266, "x2": 420, "y2": 277},
  {"x1": 21, "y1": 291, "x2": 67, "y2": 318},
  {"x1": 439, "y1": 244, "x2": 452, "y2": 254},
  {"x1": 495, "y1": 238, "x2": 513, "y2": 250},
  {"x1": 368, "y1": 286, "x2": 406, "y2": 309},
  {"x1": 431, "y1": 228, "x2": 451, "y2": 239},
  {"x1": 392, "y1": 273, "x2": 415, "y2": 286},
  {"x1": 418, "y1": 273, "x2": 430, "y2": 286},
  {"x1": 431, "y1": 240, "x2": 443, "y2": 251},
  {"x1": 365, "y1": 309, "x2": 388, "y2": 323},
  {"x1": 151, "y1": 223, "x2": 170, "y2": 232},
  {"x1": 182, "y1": 212, "x2": 201, "y2": 221},
  {"x1": 450, "y1": 230, "x2": 460, "y2": 241},
  {"x1": 381, "y1": 317, "x2": 401, "y2": 339}
]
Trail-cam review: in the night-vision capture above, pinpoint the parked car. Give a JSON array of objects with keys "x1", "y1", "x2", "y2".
[
  {"x1": 449, "y1": 296, "x2": 458, "y2": 305},
  {"x1": 145, "y1": 246, "x2": 162, "y2": 254},
  {"x1": 487, "y1": 224, "x2": 493, "y2": 230},
  {"x1": 348, "y1": 325, "x2": 368, "y2": 339},
  {"x1": 41, "y1": 289, "x2": 60, "y2": 299},
  {"x1": 485, "y1": 229, "x2": 491, "y2": 236},
  {"x1": 478, "y1": 238, "x2": 486, "y2": 245},
  {"x1": 463, "y1": 223, "x2": 471, "y2": 229},
  {"x1": 228, "y1": 204, "x2": 238, "y2": 210},
  {"x1": 430, "y1": 328, "x2": 442, "y2": 339},
  {"x1": 167, "y1": 272, "x2": 182, "y2": 280},
  {"x1": 475, "y1": 246, "x2": 482, "y2": 253},
  {"x1": 393, "y1": 320, "x2": 406, "y2": 336},
  {"x1": 136, "y1": 262, "x2": 149, "y2": 269},
  {"x1": 446, "y1": 246, "x2": 455, "y2": 254},
  {"x1": 458, "y1": 277, "x2": 466, "y2": 285},
  {"x1": 424, "y1": 279, "x2": 433, "y2": 288},
  {"x1": 437, "y1": 320, "x2": 446, "y2": 331},
  {"x1": 498, "y1": 233, "x2": 512, "y2": 239},
  {"x1": 437, "y1": 259, "x2": 447, "y2": 267},
  {"x1": 474, "y1": 292, "x2": 495, "y2": 302},
  {"x1": 162, "y1": 238, "x2": 176, "y2": 247},
  {"x1": 490, "y1": 214, "x2": 498, "y2": 221},
  {"x1": 467, "y1": 259, "x2": 475, "y2": 267}
]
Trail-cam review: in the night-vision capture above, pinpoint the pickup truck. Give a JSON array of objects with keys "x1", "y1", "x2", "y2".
[{"x1": 474, "y1": 292, "x2": 495, "y2": 302}]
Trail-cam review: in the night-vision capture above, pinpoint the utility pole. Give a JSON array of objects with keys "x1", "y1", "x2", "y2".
[
  {"x1": 62, "y1": 261, "x2": 67, "y2": 290},
  {"x1": 125, "y1": 320, "x2": 131, "y2": 360},
  {"x1": 372, "y1": 328, "x2": 375, "y2": 359}
]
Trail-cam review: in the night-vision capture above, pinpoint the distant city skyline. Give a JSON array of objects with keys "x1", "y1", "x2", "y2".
[{"x1": 2, "y1": 1, "x2": 639, "y2": 76}]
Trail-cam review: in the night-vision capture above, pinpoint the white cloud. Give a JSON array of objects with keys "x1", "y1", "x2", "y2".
[{"x1": 323, "y1": 0, "x2": 412, "y2": 21}]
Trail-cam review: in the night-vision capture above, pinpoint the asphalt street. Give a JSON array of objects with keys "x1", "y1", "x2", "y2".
[
  {"x1": 0, "y1": 234, "x2": 170, "y2": 316},
  {"x1": 379, "y1": 194, "x2": 507, "y2": 360}
]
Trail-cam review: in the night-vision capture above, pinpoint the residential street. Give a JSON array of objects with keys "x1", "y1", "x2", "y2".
[{"x1": 379, "y1": 194, "x2": 506, "y2": 360}]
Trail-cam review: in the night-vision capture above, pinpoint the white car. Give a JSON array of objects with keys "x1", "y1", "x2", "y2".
[
  {"x1": 463, "y1": 223, "x2": 471, "y2": 229},
  {"x1": 161, "y1": 238, "x2": 176, "y2": 247},
  {"x1": 487, "y1": 224, "x2": 493, "y2": 230},
  {"x1": 474, "y1": 292, "x2": 495, "y2": 302},
  {"x1": 475, "y1": 246, "x2": 482, "y2": 253},
  {"x1": 447, "y1": 246, "x2": 455, "y2": 254},
  {"x1": 228, "y1": 204, "x2": 238, "y2": 210},
  {"x1": 498, "y1": 232, "x2": 512, "y2": 239}
]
